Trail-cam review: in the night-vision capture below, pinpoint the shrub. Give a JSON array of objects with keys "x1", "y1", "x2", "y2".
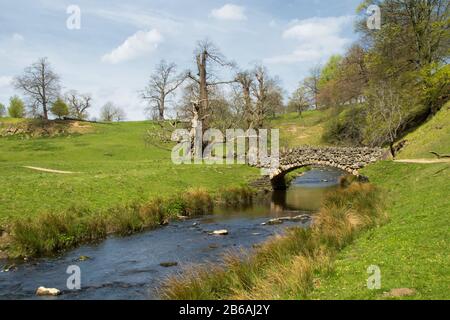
[
  {"x1": 8, "y1": 96, "x2": 25, "y2": 118},
  {"x1": 322, "y1": 106, "x2": 366, "y2": 146},
  {"x1": 50, "y1": 98, "x2": 69, "y2": 119}
]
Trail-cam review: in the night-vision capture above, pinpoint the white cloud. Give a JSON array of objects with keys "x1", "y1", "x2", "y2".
[
  {"x1": 101, "y1": 29, "x2": 163, "y2": 64},
  {"x1": 0, "y1": 76, "x2": 13, "y2": 87},
  {"x1": 211, "y1": 4, "x2": 247, "y2": 21},
  {"x1": 93, "y1": 9, "x2": 182, "y2": 35},
  {"x1": 12, "y1": 33, "x2": 24, "y2": 42},
  {"x1": 265, "y1": 16, "x2": 354, "y2": 64}
]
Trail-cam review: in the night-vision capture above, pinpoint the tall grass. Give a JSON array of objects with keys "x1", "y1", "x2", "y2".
[
  {"x1": 161, "y1": 182, "x2": 387, "y2": 300},
  {"x1": 7, "y1": 186, "x2": 255, "y2": 258}
]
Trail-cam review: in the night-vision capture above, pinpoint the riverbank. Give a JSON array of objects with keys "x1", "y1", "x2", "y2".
[
  {"x1": 162, "y1": 160, "x2": 449, "y2": 300},
  {"x1": 310, "y1": 161, "x2": 450, "y2": 299},
  {"x1": 162, "y1": 180, "x2": 387, "y2": 299},
  {"x1": 0, "y1": 186, "x2": 262, "y2": 259}
]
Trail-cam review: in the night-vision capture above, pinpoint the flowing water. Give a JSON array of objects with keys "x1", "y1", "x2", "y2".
[{"x1": 0, "y1": 167, "x2": 344, "y2": 300}]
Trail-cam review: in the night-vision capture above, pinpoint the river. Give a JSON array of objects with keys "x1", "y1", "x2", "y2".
[{"x1": 0, "y1": 167, "x2": 344, "y2": 300}]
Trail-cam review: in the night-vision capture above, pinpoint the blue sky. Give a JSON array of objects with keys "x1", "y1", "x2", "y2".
[{"x1": 0, "y1": 0, "x2": 364, "y2": 120}]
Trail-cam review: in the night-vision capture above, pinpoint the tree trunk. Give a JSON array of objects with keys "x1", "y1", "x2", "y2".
[
  {"x1": 198, "y1": 52, "x2": 209, "y2": 130},
  {"x1": 389, "y1": 142, "x2": 396, "y2": 158},
  {"x1": 243, "y1": 85, "x2": 253, "y2": 129},
  {"x1": 159, "y1": 93, "x2": 165, "y2": 120}
]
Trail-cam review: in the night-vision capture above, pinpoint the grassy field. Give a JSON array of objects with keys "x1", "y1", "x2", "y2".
[
  {"x1": 397, "y1": 103, "x2": 450, "y2": 159},
  {"x1": 0, "y1": 120, "x2": 259, "y2": 256},
  {"x1": 270, "y1": 110, "x2": 330, "y2": 148},
  {"x1": 0, "y1": 121, "x2": 258, "y2": 223}
]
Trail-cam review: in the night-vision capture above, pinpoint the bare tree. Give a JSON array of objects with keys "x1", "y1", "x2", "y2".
[
  {"x1": 100, "y1": 102, "x2": 115, "y2": 122},
  {"x1": 288, "y1": 85, "x2": 310, "y2": 117},
  {"x1": 114, "y1": 107, "x2": 126, "y2": 122},
  {"x1": 251, "y1": 65, "x2": 283, "y2": 128},
  {"x1": 252, "y1": 65, "x2": 268, "y2": 128},
  {"x1": 142, "y1": 60, "x2": 186, "y2": 120},
  {"x1": 235, "y1": 71, "x2": 254, "y2": 129},
  {"x1": 100, "y1": 102, "x2": 125, "y2": 122},
  {"x1": 65, "y1": 90, "x2": 92, "y2": 120},
  {"x1": 303, "y1": 65, "x2": 321, "y2": 109},
  {"x1": 14, "y1": 57, "x2": 61, "y2": 120},
  {"x1": 186, "y1": 40, "x2": 236, "y2": 131},
  {"x1": 365, "y1": 82, "x2": 410, "y2": 157}
]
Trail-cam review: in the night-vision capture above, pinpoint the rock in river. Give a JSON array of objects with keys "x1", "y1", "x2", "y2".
[
  {"x1": 36, "y1": 287, "x2": 61, "y2": 296},
  {"x1": 262, "y1": 218, "x2": 284, "y2": 226},
  {"x1": 292, "y1": 214, "x2": 312, "y2": 222},
  {"x1": 209, "y1": 229, "x2": 229, "y2": 236}
]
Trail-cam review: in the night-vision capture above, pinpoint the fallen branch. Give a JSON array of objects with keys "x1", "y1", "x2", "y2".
[{"x1": 430, "y1": 151, "x2": 450, "y2": 159}]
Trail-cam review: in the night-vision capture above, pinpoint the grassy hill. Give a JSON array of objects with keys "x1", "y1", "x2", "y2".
[
  {"x1": 310, "y1": 103, "x2": 450, "y2": 299},
  {"x1": 310, "y1": 161, "x2": 449, "y2": 299},
  {"x1": 270, "y1": 110, "x2": 330, "y2": 148},
  {"x1": 397, "y1": 103, "x2": 450, "y2": 159}
]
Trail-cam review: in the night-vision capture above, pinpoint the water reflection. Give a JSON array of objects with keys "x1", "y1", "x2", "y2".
[{"x1": 279, "y1": 167, "x2": 345, "y2": 212}]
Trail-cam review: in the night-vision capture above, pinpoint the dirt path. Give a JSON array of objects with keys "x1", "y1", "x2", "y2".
[
  {"x1": 23, "y1": 166, "x2": 80, "y2": 174},
  {"x1": 394, "y1": 159, "x2": 450, "y2": 164}
]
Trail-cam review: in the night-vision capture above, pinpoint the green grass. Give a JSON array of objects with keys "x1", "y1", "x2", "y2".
[
  {"x1": 397, "y1": 103, "x2": 450, "y2": 159},
  {"x1": 162, "y1": 182, "x2": 387, "y2": 299},
  {"x1": 0, "y1": 120, "x2": 259, "y2": 256},
  {"x1": 310, "y1": 161, "x2": 450, "y2": 299},
  {"x1": 270, "y1": 110, "x2": 330, "y2": 148},
  {"x1": 0, "y1": 121, "x2": 258, "y2": 223},
  {"x1": 163, "y1": 161, "x2": 449, "y2": 300},
  {"x1": 0, "y1": 117, "x2": 27, "y2": 125},
  {"x1": 305, "y1": 106, "x2": 450, "y2": 300}
]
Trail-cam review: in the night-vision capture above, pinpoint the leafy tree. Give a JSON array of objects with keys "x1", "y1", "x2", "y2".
[
  {"x1": 318, "y1": 55, "x2": 342, "y2": 89},
  {"x1": 357, "y1": 0, "x2": 449, "y2": 114},
  {"x1": 8, "y1": 96, "x2": 25, "y2": 118},
  {"x1": 50, "y1": 98, "x2": 69, "y2": 119},
  {"x1": 420, "y1": 63, "x2": 450, "y2": 115}
]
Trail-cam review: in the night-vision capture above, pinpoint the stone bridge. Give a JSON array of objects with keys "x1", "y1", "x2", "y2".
[{"x1": 266, "y1": 146, "x2": 386, "y2": 190}]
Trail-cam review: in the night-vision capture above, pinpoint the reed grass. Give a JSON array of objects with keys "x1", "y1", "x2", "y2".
[
  {"x1": 161, "y1": 182, "x2": 387, "y2": 300},
  {"x1": 7, "y1": 186, "x2": 256, "y2": 258}
]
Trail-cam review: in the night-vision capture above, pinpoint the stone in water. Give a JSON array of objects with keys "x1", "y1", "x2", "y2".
[{"x1": 36, "y1": 287, "x2": 61, "y2": 296}]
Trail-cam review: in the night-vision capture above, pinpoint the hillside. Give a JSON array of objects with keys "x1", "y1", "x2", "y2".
[
  {"x1": 397, "y1": 103, "x2": 450, "y2": 159},
  {"x1": 310, "y1": 104, "x2": 450, "y2": 299},
  {"x1": 270, "y1": 110, "x2": 330, "y2": 148}
]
